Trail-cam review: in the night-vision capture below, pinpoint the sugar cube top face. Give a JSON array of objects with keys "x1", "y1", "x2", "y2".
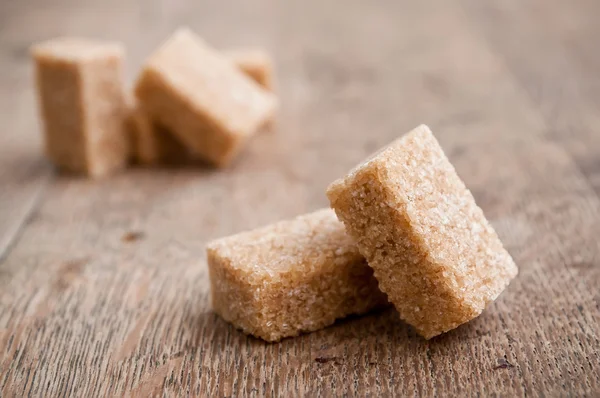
[
  {"x1": 32, "y1": 37, "x2": 129, "y2": 177},
  {"x1": 327, "y1": 125, "x2": 518, "y2": 339},
  {"x1": 31, "y1": 37, "x2": 124, "y2": 63},
  {"x1": 206, "y1": 209, "x2": 388, "y2": 342},
  {"x1": 134, "y1": 28, "x2": 278, "y2": 167}
]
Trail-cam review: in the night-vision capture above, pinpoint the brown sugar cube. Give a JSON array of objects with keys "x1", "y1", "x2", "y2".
[
  {"x1": 32, "y1": 38, "x2": 129, "y2": 177},
  {"x1": 129, "y1": 102, "x2": 188, "y2": 165},
  {"x1": 129, "y1": 49, "x2": 274, "y2": 165},
  {"x1": 134, "y1": 28, "x2": 278, "y2": 167},
  {"x1": 326, "y1": 125, "x2": 518, "y2": 339},
  {"x1": 225, "y1": 49, "x2": 275, "y2": 91},
  {"x1": 226, "y1": 49, "x2": 276, "y2": 131},
  {"x1": 206, "y1": 209, "x2": 388, "y2": 342}
]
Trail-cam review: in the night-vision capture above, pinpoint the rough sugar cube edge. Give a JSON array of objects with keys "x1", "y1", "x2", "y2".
[
  {"x1": 326, "y1": 124, "x2": 518, "y2": 339},
  {"x1": 206, "y1": 209, "x2": 388, "y2": 342}
]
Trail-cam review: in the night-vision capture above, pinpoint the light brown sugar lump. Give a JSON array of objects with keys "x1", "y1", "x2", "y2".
[
  {"x1": 225, "y1": 49, "x2": 274, "y2": 91},
  {"x1": 32, "y1": 37, "x2": 129, "y2": 177},
  {"x1": 129, "y1": 51, "x2": 273, "y2": 165},
  {"x1": 134, "y1": 28, "x2": 278, "y2": 167},
  {"x1": 206, "y1": 209, "x2": 388, "y2": 342},
  {"x1": 326, "y1": 125, "x2": 518, "y2": 339},
  {"x1": 129, "y1": 102, "x2": 188, "y2": 165}
]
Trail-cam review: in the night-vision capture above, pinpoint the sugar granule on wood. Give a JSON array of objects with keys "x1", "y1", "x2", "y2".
[
  {"x1": 327, "y1": 124, "x2": 518, "y2": 339},
  {"x1": 134, "y1": 28, "x2": 278, "y2": 167},
  {"x1": 206, "y1": 209, "x2": 388, "y2": 342},
  {"x1": 32, "y1": 37, "x2": 129, "y2": 177}
]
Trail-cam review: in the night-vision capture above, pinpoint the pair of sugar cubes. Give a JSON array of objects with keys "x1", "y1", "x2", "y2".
[
  {"x1": 207, "y1": 125, "x2": 518, "y2": 342},
  {"x1": 31, "y1": 28, "x2": 277, "y2": 177}
]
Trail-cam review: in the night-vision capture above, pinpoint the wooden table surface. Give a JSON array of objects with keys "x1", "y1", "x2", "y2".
[{"x1": 1, "y1": 0, "x2": 599, "y2": 396}]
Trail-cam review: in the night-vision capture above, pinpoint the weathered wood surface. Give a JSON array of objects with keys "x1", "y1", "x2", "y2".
[{"x1": 1, "y1": 0, "x2": 599, "y2": 396}]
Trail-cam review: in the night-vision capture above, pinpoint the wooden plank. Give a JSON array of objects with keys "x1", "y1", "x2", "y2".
[
  {"x1": 0, "y1": 0, "x2": 599, "y2": 396},
  {"x1": 0, "y1": 95, "x2": 50, "y2": 261},
  {"x1": 0, "y1": 7, "x2": 52, "y2": 260}
]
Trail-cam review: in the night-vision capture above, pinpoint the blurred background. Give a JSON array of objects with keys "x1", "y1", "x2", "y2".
[
  {"x1": 5, "y1": 0, "x2": 587, "y2": 237},
  {"x1": 1, "y1": 0, "x2": 599, "y2": 396}
]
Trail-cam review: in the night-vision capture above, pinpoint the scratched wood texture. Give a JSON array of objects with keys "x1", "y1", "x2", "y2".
[{"x1": 1, "y1": 0, "x2": 599, "y2": 396}]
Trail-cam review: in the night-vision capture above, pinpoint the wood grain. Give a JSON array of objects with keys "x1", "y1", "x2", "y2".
[
  {"x1": 0, "y1": 6, "x2": 51, "y2": 261},
  {"x1": 1, "y1": 0, "x2": 599, "y2": 396}
]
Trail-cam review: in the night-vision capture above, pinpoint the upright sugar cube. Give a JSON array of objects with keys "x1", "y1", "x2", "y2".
[
  {"x1": 32, "y1": 38, "x2": 129, "y2": 177},
  {"x1": 130, "y1": 49, "x2": 275, "y2": 165},
  {"x1": 134, "y1": 28, "x2": 278, "y2": 167},
  {"x1": 326, "y1": 125, "x2": 518, "y2": 339},
  {"x1": 206, "y1": 209, "x2": 388, "y2": 342}
]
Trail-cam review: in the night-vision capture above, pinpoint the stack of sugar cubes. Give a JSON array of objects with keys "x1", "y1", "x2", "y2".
[
  {"x1": 208, "y1": 125, "x2": 518, "y2": 342},
  {"x1": 31, "y1": 28, "x2": 277, "y2": 177}
]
